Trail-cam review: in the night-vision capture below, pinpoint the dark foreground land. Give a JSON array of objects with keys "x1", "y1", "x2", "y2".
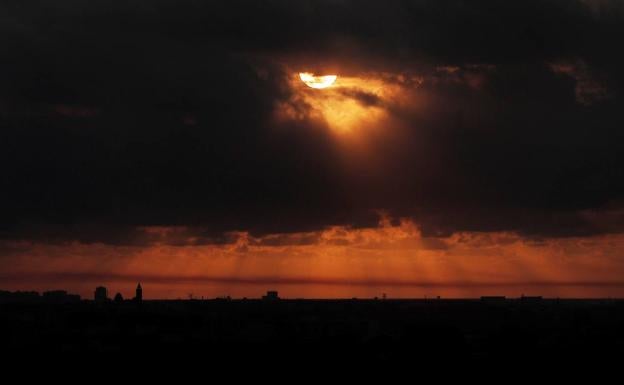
[{"x1": 2, "y1": 298, "x2": 623, "y2": 364}]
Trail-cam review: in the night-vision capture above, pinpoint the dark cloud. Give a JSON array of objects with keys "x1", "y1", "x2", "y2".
[
  {"x1": 337, "y1": 88, "x2": 383, "y2": 107},
  {"x1": 1, "y1": 0, "x2": 624, "y2": 244}
]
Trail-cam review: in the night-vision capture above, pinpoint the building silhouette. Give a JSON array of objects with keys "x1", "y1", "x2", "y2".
[
  {"x1": 135, "y1": 283, "x2": 142, "y2": 302},
  {"x1": 262, "y1": 290, "x2": 280, "y2": 301},
  {"x1": 480, "y1": 296, "x2": 506, "y2": 302},
  {"x1": 520, "y1": 295, "x2": 543, "y2": 302},
  {"x1": 43, "y1": 290, "x2": 81, "y2": 303},
  {"x1": 0, "y1": 290, "x2": 39, "y2": 303},
  {"x1": 114, "y1": 293, "x2": 124, "y2": 302},
  {"x1": 94, "y1": 286, "x2": 108, "y2": 302}
]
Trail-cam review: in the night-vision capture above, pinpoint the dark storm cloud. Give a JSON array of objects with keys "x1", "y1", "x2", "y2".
[{"x1": 1, "y1": 0, "x2": 624, "y2": 244}]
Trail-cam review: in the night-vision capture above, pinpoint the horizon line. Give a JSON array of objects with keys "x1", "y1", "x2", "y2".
[{"x1": 2, "y1": 272, "x2": 624, "y2": 289}]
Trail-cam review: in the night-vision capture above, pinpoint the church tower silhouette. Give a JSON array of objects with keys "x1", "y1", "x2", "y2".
[{"x1": 135, "y1": 283, "x2": 143, "y2": 302}]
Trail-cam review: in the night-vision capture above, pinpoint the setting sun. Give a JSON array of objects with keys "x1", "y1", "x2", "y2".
[
  {"x1": 276, "y1": 72, "x2": 403, "y2": 133},
  {"x1": 299, "y1": 72, "x2": 338, "y2": 89}
]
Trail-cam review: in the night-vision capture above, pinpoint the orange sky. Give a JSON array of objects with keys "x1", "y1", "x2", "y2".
[{"x1": 2, "y1": 217, "x2": 624, "y2": 299}]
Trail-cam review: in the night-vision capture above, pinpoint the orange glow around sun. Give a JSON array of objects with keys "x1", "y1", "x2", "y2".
[{"x1": 277, "y1": 71, "x2": 407, "y2": 133}]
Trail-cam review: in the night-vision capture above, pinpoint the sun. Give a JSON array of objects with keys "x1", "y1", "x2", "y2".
[
  {"x1": 299, "y1": 72, "x2": 337, "y2": 89},
  {"x1": 277, "y1": 72, "x2": 398, "y2": 133}
]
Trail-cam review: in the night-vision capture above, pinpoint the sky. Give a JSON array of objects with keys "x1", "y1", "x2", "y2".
[{"x1": 1, "y1": 0, "x2": 624, "y2": 299}]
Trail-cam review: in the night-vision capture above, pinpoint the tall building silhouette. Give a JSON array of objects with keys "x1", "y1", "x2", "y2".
[
  {"x1": 135, "y1": 283, "x2": 142, "y2": 302},
  {"x1": 94, "y1": 286, "x2": 108, "y2": 302}
]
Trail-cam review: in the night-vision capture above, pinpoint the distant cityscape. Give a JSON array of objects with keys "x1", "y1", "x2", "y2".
[
  {"x1": 0, "y1": 285, "x2": 554, "y2": 303},
  {"x1": 0, "y1": 285, "x2": 283, "y2": 303}
]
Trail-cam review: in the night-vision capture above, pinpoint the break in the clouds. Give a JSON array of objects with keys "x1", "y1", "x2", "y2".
[{"x1": 1, "y1": 0, "x2": 624, "y2": 245}]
